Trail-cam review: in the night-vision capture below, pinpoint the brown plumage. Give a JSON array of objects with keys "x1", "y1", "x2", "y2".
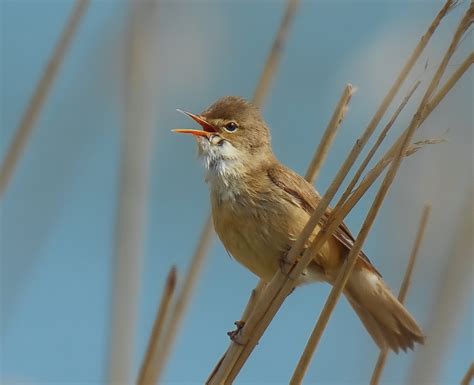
[{"x1": 174, "y1": 96, "x2": 425, "y2": 352}]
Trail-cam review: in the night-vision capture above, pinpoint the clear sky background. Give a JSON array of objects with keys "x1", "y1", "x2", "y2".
[{"x1": 1, "y1": 1, "x2": 472, "y2": 384}]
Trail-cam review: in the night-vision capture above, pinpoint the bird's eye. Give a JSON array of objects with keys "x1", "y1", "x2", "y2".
[{"x1": 224, "y1": 122, "x2": 239, "y2": 133}]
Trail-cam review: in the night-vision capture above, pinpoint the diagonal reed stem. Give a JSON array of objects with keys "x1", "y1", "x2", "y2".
[
  {"x1": 0, "y1": 0, "x2": 90, "y2": 197},
  {"x1": 289, "y1": 6, "x2": 471, "y2": 383},
  {"x1": 253, "y1": 0, "x2": 300, "y2": 108},
  {"x1": 137, "y1": 267, "x2": 178, "y2": 385},
  {"x1": 338, "y1": 80, "x2": 421, "y2": 204},
  {"x1": 207, "y1": 2, "x2": 456, "y2": 383},
  {"x1": 369, "y1": 204, "x2": 432, "y2": 385},
  {"x1": 305, "y1": 84, "x2": 355, "y2": 183},
  {"x1": 152, "y1": 217, "x2": 214, "y2": 383},
  {"x1": 460, "y1": 363, "x2": 474, "y2": 385}
]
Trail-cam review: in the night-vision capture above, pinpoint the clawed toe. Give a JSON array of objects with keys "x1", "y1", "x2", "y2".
[{"x1": 227, "y1": 320, "x2": 245, "y2": 345}]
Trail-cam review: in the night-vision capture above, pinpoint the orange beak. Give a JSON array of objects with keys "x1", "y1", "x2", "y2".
[{"x1": 173, "y1": 109, "x2": 217, "y2": 138}]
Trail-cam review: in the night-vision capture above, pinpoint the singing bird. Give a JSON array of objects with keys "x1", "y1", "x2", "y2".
[{"x1": 174, "y1": 96, "x2": 424, "y2": 352}]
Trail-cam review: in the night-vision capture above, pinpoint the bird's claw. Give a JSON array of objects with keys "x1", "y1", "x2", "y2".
[
  {"x1": 279, "y1": 251, "x2": 296, "y2": 275},
  {"x1": 227, "y1": 320, "x2": 245, "y2": 345}
]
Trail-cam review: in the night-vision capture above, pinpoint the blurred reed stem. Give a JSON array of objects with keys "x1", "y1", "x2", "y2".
[
  {"x1": 408, "y1": 190, "x2": 473, "y2": 383},
  {"x1": 369, "y1": 204, "x2": 432, "y2": 385},
  {"x1": 0, "y1": 0, "x2": 89, "y2": 197},
  {"x1": 107, "y1": 1, "x2": 159, "y2": 383},
  {"x1": 137, "y1": 267, "x2": 178, "y2": 385},
  {"x1": 460, "y1": 363, "x2": 474, "y2": 385},
  {"x1": 152, "y1": 217, "x2": 214, "y2": 383},
  {"x1": 253, "y1": 0, "x2": 300, "y2": 107}
]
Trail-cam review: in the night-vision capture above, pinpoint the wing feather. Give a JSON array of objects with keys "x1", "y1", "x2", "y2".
[{"x1": 267, "y1": 163, "x2": 381, "y2": 277}]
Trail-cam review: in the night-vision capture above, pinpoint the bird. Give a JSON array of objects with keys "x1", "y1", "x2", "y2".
[{"x1": 173, "y1": 96, "x2": 425, "y2": 352}]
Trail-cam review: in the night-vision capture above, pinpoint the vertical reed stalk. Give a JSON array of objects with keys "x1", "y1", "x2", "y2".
[{"x1": 107, "y1": 2, "x2": 159, "y2": 383}]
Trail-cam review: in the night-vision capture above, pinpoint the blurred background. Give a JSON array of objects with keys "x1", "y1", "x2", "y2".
[{"x1": 1, "y1": 0, "x2": 472, "y2": 384}]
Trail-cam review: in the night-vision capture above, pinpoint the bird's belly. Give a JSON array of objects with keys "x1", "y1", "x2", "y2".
[
  {"x1": 211, "y1": 195, "x2": 309, "y2": 282},
  {"x1": 217, "y1": 219, "x2": 283, "y2": 282},
  {"x1": 212, "y1": 196, "x2": 345, "y2": 284}
]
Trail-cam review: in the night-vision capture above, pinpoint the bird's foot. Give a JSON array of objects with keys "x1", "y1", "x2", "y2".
[
  {"x1": 227, "y1": 320, "x2": 245, "y2": 345},
  {"x1": 279, "y1": 251, "x2": 297, "y2": 275}
]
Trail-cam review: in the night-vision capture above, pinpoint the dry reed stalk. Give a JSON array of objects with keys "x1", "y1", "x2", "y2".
[
  {"x1": 428, "y1": 52, "x2": 473, "y2": 111},
  {"x1": 107, "y1": 2, "x2": 159, "y2": 382},
  {"x1": 338, "y1": 80, "x2": 421, "y2": 204},
  {"x1": 369, "y1": 204, "x2": 432, "y2": 385},
  {"x1": 305, "y1": 84, "x2": 355, "y2": 183},
  {"x1": 289, "y1": 6, "x2": 471, "y2": 383},
  {"x1": 207, "y1": 3, "x2": 455, "y2": 383},
  {"x1": 341, "y1": 51, "x2": 472, "y2": 222},
  {"x1": 0, "y1": 0, "x2": 89, "y2": 197},
  {"x1": 408, "y1": 191, "x2": 473, "y2": 383},
  {"x1": 152, "y1": 216, "x2": 214, "y2": 383},
  {"x1": 460, "y1": 363, "x2": 474, "y2": 385},
  {"x1": 253, "y1": 0, "x2": 300, "y2": 108},
  {"x1": 137, "y1": 267, "x2": 178, "y2": 385}
]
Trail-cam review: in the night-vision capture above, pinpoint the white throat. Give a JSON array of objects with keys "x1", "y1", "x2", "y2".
[{"x1": 197, "y1": 137, "x2": 245, "y2": 201}]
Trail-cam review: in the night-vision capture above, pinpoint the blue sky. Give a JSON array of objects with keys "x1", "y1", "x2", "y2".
[{"x1": 1, "y1": 1, "x2": 472, "y2": 384}]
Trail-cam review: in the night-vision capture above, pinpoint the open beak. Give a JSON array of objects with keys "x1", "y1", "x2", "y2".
[{"x1": 173, "y1": 109, "x2": 217, "y2": 138}]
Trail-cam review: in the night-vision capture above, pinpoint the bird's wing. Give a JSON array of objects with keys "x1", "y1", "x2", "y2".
[{"x1": 267, "y1": 163, "x2": 381, "y2": 277}]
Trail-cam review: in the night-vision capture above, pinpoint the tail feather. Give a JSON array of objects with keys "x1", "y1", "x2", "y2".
[{"x1": 345, "y1": 267, "x2": 425, "y2": 353}]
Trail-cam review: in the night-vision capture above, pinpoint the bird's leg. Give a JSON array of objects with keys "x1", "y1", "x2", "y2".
[{"x1": 227, "y1": 320, "x2": 246, "y2": 345}]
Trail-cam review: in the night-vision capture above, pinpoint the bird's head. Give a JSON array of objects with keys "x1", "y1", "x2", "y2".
[{"x1": 174, "y1": 96, "x2": 273, "y2": 177}]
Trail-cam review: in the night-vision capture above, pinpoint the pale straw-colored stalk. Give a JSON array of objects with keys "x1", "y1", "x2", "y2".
[
  {"x1": 0, "y1": 0, "x2": 89, "y2": 197},
  {"x1": 290, "y1": 6, "x2": 472, "y2": 383},
  {"x1": 137, "y1": 267, "x2": 178, "y2": 385},
  {"x1": 408, "y1": 192, "x2": 473, "y2": 384},
  {"x1": 107, "y1": 2, "x2": 160, "y2": 382},
  {"x1": 305, "y1": 84, "x2": 355, "y2": 183},
  {"x1": 369, "y1": 204, "x2": 432, "y2": 385},
  {"x1": 338, "y1": 80, "x2": 421, "y2": 204},
  {"x1": 460, "y1": 363, "x2": 474, "y2": 385},
  {"x1": 151, "y1": 217, "x2": 214, "y2": 383},
  {"x1": 253, "y1": 0, "x2": 300, "y2": 107}
]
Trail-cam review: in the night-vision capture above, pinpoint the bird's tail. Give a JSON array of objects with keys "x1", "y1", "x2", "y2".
[{"x1": 344, "y1": 267, "x2": 425, "y2": 352}]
